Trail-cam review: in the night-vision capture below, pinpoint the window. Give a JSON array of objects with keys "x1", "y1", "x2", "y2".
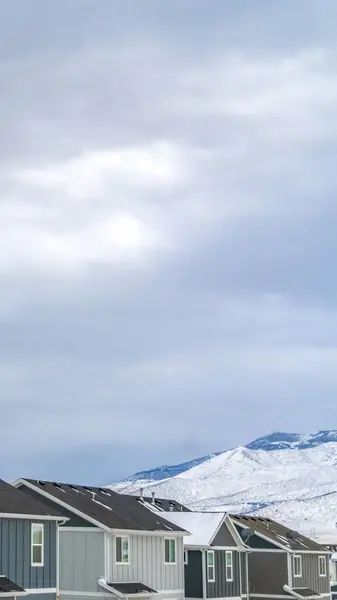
[
  {"x1": 31, "y1": 523, "x2": 44, "y2": 567},
  {"x1": 319, "y1": 556, "x2": 327, "y2": 577},
  {"x1": 165, "y1": 539, "x2": 176, "y2": 564},
  {"x1": 207, "y1": 550, "x2": 215, "y2": 582},
  {"x1": 115, "y1": 536, "x2": 129, "y2": 564},
  {"x1": 184, "y1": 550, "x2": 188, "y2": 565},
  {"x1": 293, "y1": 555, "x2": 302, "y2": 578},
  {"x1": 225, "y1": 551, "x2": 233, "y2": 582}
]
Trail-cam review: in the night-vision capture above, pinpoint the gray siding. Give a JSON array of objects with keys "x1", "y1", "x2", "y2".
[
  {"x1": 0, "y1": 518, "x2": 56, "y2": 590},
  {"x1": 206, "y1": 550, "x2": 241, "y2": 599},
  {"x1": 248, "y1": 551, "x2": 288, "y2": 595},
  {"x1": 211, "y1": 523, "x2": 238, "y2": 548},
  {"x1": 110, "y1": 534, "x2": 184, "y2": 595},
  {"x1": 292, "y1": 553, "x2": 330, "y2": 594},
  {"x1": 59, "y1": 530, "x2": 105, "y2": 593},
  {"x1": 185, "y1": 550, "x2": 203, "y2": 599}
]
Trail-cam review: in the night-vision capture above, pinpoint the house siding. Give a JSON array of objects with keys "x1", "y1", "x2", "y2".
[
  {"x1": 110, "y1": 534, "x2": 184, "y2": 598},
  {"x1": 185, "y1": 550, "x2": 203, "y2": 599},
  {"x1": 59, "y1": 529, "x2": 105, "y2": 594},
  {"x1": 292, "y1": 553, "x2": 331, "y2": 594},
  {"x1": 206, "y1": 550, "x2": 241, "y2": 599},
  {"x1": 0, "y1": 518, "x2": 56, "y2": 590},
  {"x1": 211, "y1": 523, "x2": 238, "y2": 548},
  {"x1": 247, "y1": 551, "x2": 288, "y2": 595}
]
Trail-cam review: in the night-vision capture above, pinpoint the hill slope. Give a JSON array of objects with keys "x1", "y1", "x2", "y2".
[{"x1": 111, "y1": 431, "x2": 337, "y2": 537}]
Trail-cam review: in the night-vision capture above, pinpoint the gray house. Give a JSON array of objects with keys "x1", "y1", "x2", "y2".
[
  {"x1": 152, "y1": 511, "x2": 246, "y2": 600},
  {"x1": 0, "y1": 479, "x2": 66, "y2": 600},
  {"x1": 14, "y1": 479, "x2": 187, "y2": 600},
  {"x1": 231, "y1": 514, "x2": 332, "y2": 600}
]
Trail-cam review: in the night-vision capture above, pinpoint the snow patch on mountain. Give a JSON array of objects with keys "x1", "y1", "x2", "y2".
[{"x1": 111, "y1": 431, "x2": 337, "y2": 537}]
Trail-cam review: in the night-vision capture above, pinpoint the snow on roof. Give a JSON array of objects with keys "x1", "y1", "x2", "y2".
[{"x1": 162, "y1": 511, "x2": 225, "y2": 546}]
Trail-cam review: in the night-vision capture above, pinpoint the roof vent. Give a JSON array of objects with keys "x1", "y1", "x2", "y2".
[
  {"x1": 151, "y1": 492, "x2": 155, "y2": 505},
  {"x1": 285, "y1": 530, "x2": 298, "y2": 540},
  {"x1": 90, "y1": 491, "x2": 96, "y2": 501},
  {"x1": 139, "y1": 487, "x2": 144, "y2": 501}
]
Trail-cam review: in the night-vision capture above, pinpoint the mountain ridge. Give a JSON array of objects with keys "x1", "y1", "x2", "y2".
[{"x1": 111, "y1": 430, "x2": 337, "y2": 536}]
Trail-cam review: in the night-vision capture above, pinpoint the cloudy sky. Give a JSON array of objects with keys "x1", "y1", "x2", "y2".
[{"x1": 1, "y1": 0, "x2": 337, "y2": 484}]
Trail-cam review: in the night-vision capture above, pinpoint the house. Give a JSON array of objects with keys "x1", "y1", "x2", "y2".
[
  {"x1": 13, "y1": 479, "x2": 188, "y2": 600},
  {"x1": 231, "y1": 514, "x2": 332, "y2": 600},
  {"x1": 145, "y1": 510, "x2": 246, "y2": 600},
  {"x1": 0, "y1": 478, "x2": 66, "y2": 600}
]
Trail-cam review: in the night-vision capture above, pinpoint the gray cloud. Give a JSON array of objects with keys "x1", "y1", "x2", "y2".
[{"x1": 1, "y1": 1, "x2": 337, "y2": 483}]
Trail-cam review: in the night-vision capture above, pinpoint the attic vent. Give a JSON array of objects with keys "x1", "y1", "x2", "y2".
[{"x1": 285, "y1": 530, "x2": 298, "y2": 541}]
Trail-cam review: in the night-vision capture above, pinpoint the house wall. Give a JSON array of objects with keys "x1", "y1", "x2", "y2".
[
  {"x1": 247, "y1": 551, "x2": 288, "y2": 595},
  {"x1": 184, "y1": 550, "x2": 203, "y2": 599},
  {"x1": 206, "y1": 549, "x2": 241, "y2": 599},
  {"x1": 211, "y1": 523, "x2": 238, "y2": 548},
  {"x1": 109, "y1": 534, "x2": 184, "y2": 598},
  {"x1": 291, "y1": 553, "x2": 331, "y2": 594},
  {"x1": 0, "y1": 517, "x2": 57, "y2": 592},
  {"x1": 59, "y1": 529, "x2": 105, "y2": 594}
]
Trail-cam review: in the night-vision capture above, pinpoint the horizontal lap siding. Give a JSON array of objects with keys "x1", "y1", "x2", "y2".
[
  {"x1": 0, "y1": 518, "x2": 56, "y2": 589},
  {"x1": 248, "y1": 551, "x2": 288, "y2": 595},
  {"x1": 293, "y1": 554, "x2": 330, "y2": 594},
  {"x1": 59, "y1": 530, "x2": 105, "y2": 593},
  {"x1": 110, "y1": 534, "x2": 184, "y2": 594},
  {"x1": 206, "y1": 550, "x2": 241, "y2": 599}
]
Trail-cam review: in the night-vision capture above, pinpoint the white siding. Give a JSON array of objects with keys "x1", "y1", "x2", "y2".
[
  {"x1": 59, "y1": 530, "x2": 105, "y2": 594},
  {"x1": 110, "y1": 534, "x2": 184, "y2": 595}
]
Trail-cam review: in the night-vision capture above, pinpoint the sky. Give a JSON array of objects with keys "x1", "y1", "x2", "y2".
[{"x1": 1, "y1": 0, "x2": 337, "y2": 484}]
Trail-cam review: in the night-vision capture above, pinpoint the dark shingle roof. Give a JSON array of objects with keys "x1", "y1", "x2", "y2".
[
  {"x1": 0, "y1": 576, "x2": 25, "y2": 594},
  {"x1": 107, "y1": 582, "x2": 157, "y2": 596},
  {"x1": 23, "y1": 479, "x2": 186, "y2": 533},
  {"x1": 286, "y1": 588, "x2": 321, "y2": 599},
  {"x1": 133, "y1": 495, "x2": 191, "y2": 513},
  {"x1": 0, "y1": 479, "x2": 63, "y2": 519},
  {"x1": 232, "y1": 514, "x2": 325, "y2": 551}
]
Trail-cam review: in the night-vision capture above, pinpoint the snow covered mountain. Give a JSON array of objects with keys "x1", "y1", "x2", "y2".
[{"x1": 111, "y1": 431, "x2": 337, "y2": 538}]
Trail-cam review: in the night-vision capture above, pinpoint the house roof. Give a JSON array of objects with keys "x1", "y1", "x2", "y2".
[
  {"x1": 0, "y1": 576, "x2": 26, "y2": 596},
  {"x1": 232, "y1": 514, "x2": 325, "y2": 551},
  {"x1": 157, "y1": 511, "x2": 226, "y2": 546},
  {"x1": 101, "y1": 582, "x2": 157, "y2": 597},
  {"x1": 284, "y1": 586, "x2": 321, "y2": 599},
  {"x1": 20, "y1": 479, "x2": 186, "y2": 533},
  {"x1": 0, "y1": 479, "x2": 63, "y2": 519},
  {"x1": 136, "y1": 496, "x2": 191, "y2": 513}
]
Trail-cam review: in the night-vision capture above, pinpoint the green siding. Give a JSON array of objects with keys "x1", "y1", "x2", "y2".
[
  {"x1": 206, "y1": 550, "x2": 241, "y2": 599},
  {"x1": 185, "y1": 550, "x2": 203, "y2": 599}
]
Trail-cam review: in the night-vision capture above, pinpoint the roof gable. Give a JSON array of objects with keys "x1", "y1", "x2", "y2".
[
  {"x1": 231, "y1": 514, "x2": 326, "y2": 552},
  {"x1": 17, "y1": 479, "x2": 186, "y2": 534},
  {"x1": 0, "y1": 479, "x2": 63, "y2": 519}
]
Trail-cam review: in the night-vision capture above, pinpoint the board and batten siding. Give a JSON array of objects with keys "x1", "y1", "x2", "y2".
[
  {"x1": 184, "y1": 550, "x2": 203, "y2": 599},
  {"x1": 0, "y1": 518, "x2": 56, "y2": 591},
  {"x1": 59, "y1": 530, "x2": 105, "y2": 594},
  {"x1": 247, "y1": 551, "x2": 288, "y2": 595},
  {"x1": 110, "y1": 534, "x2": 184, "y2": 596},
  {"x1": 292, "y1": 553, "x2": 331, "y2": 594},
  {"x1": 206, "y1": 550, "x2": 241, "y2": 599}
]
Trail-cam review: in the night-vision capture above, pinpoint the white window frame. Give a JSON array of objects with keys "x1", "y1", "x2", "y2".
[
  {"x1": 31, "y1": 523, "x2": 44, "y2": 567},
  {"x1": 115, "y1": 535, "x2": 130, "y2": 565},
  {"x1": 319, "y1": 555, "x2": 327, "y2": 577},
  {"x1": 207, "y1": 550, "x2": 215, "y2": 583},
  {"x1": 225, "y1": 550, "x2": 233, "y2": 582},
  {"x1": 293, "y1": 554, "x2": 302, "y2": 578},
  {"x1": 164, "y1": 538, "x2": 176, "y2": 565},
  {"x1": 184, "y1": 549, "x2": 188, "y2": 565}
]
